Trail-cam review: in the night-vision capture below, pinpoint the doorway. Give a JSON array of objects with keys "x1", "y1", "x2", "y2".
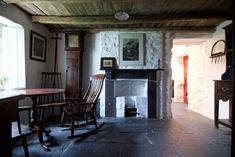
[
  {"x1": 171, "y1": 45, "x2": 188, "y2": 104},
  {"x1": 183, "y1": 56, "x2": 188, "y2": 104}
]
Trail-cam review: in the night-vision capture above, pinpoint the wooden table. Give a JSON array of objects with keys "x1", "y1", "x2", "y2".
[
  {"x1": 0, "y1": 91, "x2": 24, "y2": 157},
  {"x1": 0, "y1": 88, "x2": 65, "y2": 156},
  {"x1": 18, "y1": 88, "x2": 65, "y2": 150}
]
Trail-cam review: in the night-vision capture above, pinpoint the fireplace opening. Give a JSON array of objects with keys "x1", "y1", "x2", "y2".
[
  {"x1": 114, "y1": 80, "x2": 148, "y2": 117},
  {"x1": 125, "y1": 105, "x2": 137, "y2": 117}
]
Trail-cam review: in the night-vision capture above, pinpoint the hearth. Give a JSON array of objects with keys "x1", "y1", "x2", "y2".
[{"x1": 125, "y1": 105, "x2": 137, "y2": 117}]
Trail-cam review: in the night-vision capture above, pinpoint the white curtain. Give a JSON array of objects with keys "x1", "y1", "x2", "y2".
[{"x1": 1, "y1": 24, "x2": 25, "y2": 89}]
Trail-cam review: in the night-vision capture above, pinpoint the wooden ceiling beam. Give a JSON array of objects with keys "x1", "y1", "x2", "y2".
[
  {"x1": 50, "y1": 27, "x2": 215, "y2": 33},
  {"x1": 32, "y1": 15, "x2": 228, "y2": 25},
  {"x1": 3, "y1": 0, "x2": 129, "y2": 3}
]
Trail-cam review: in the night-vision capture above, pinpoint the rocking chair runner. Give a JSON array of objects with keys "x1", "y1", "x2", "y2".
[{"x1": 60, "y1": 74, "x2": 105, "y2": 138}]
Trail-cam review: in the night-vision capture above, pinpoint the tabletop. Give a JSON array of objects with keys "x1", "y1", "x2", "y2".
[
  {"x1": 0, "y1": 90, "x2": 24, "y2": 103},
  {"x1": 18, "y1": 88, "x2": 65, "y2": 96},
  {"x1": 0, "y1": 88, "x2": 65, "y2": 101}
]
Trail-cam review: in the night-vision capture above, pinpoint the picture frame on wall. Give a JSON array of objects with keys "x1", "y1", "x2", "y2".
[
  {"x1": 100, "y1": 57, "x2": 116, "y2": 70},
  {"x1": 65, "y1": 33, "x2": 80, "y2": 51},
  {"x1": 119, "y1": 33, "x2": 144, "y2": 66},
  {"x1": 30, "y1": 31, "x2": 47, "y2": 62}
]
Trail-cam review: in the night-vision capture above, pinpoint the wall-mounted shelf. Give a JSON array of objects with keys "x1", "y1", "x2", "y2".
[{"x1": 209, "y1": 40, "x2": 226, "y2": 63}]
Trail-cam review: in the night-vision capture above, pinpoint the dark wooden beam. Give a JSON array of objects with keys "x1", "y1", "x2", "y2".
[
  {"x1": 49, "y1": 26, "x2": 215, "y2": 34},
  {"x1": 32, "y1": 14, "x2": 229, "y2": 25},
  {"x1": 3, "y1": 0, "x2": 126, "y2": 3}
]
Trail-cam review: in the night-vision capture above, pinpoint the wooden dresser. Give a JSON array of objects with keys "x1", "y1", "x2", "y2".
[
  {"x1": 214, "y1": 24, "x2": 233, "y2": 129},
  {"x1": 214, "y1": 80, "x2": 232, "y2": 128}
]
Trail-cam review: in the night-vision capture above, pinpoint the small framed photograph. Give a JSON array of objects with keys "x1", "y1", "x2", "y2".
[
  {"x1": 65, "y1": 33, "x2": 80, "y2": 50},
  {"x1": 30, "y1": 31, "x2": 47, "y2": 62},
  {"x1": 119, "y1": 33, "x2": 144, "y2": 66},
  {"x1": 100, "y1": 57, "x2": 116, "y2": 70}
]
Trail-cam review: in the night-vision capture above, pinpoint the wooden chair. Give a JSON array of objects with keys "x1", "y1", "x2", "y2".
[
  {"x1": 38, "y1": 72, "x2": 66, "y2": 121},
  {"x1": 60, "y1": 74, "x2": 105, "y2": 138},
  {"x1": 12, "y1": 106, "x2": 34, "y2": 157}
]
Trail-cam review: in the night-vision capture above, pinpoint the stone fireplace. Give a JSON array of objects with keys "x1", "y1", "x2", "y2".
[
  {"x1": 114, "y1": 79, "x2": 148, "y2": 117},
  {"x1": 87, "y1": 31, "x2": 173, "y2": 119},
  {"x1": 105, "y1": 69, "x2": 162, "y2": 118}
]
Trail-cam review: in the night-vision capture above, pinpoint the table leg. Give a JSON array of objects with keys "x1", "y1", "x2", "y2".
[
  {"x1": 0, "y1": 123, "x2": 11, "y2": 157},
  {"x1": 31, "y1": 96, "x2": 50, "y2": 151},
  {"x1": 214, "y1": 98, "x2": 219, "y2": 128},
  {"x1": 229, "y1": 99, "x2": 232, "y2": 123}
]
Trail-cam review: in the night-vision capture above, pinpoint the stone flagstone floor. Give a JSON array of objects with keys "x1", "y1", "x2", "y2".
[{"x1": 12, "y1": 103, "x2": 231, "y2": 157}]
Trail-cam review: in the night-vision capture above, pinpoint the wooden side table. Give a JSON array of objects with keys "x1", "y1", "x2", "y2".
[
  {"x1": 0, "y1": 91, "x2": 24, "y2": 157},
  {"x1": 214, "y1": 80, "x2": 232, "y2": 128}
]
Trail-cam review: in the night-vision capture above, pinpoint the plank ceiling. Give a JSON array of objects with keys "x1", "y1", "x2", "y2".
[{"x1": 2, "y1": 0, "x2": 232, "y2": 33}]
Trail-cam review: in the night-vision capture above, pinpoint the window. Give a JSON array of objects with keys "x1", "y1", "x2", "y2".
[{"x1": 0, "y1": 16, "x2": 25, "y2": 89}]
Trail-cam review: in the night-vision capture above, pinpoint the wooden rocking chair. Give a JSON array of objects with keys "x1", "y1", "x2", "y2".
[{"x1": 60, "y1": 74, "x2": 105, "y2": 138}]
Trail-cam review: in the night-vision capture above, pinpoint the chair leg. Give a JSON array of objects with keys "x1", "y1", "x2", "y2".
[
  {"x1": 59, "y1": 106, "x2": 64, "y2": 117},
  {"x1": 91, "y1": 112, "x2": 98, "y2": 129},
  {"x1": 51, "y1": 106, "x2": 55, "y2": 116},
  {"x1": 37, "y1": 108, "x2": 42, "y2": 122},
  {"x1": 41, "y1": 107, "x2": 45, "y2": 121},
  {"x1": 71, "y1": 117, "x2": 75, "y2": 137},
  {"x1": 17, "y1": 118, "x2": 29, "y2": 157},
  {"x1": 85, "y1": 114, "x2": 88, "y2": 124},
  {"x1": 27, "y1": 109, "x2": 32, "y2": 129},
  {"x1": 21, "y1": 136, "x2": 29, "y2": 157},
  {"x1": 60, "y1": 111, "x2": 65, "y2": 126}
]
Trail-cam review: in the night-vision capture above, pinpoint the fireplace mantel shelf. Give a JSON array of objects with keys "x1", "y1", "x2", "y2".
[
  {"x1": 102, "y1": 68, "x2": 164, "y2": 71},
  {"x1": 104, "y1": 68, "x2": 164, "y2": 80}
]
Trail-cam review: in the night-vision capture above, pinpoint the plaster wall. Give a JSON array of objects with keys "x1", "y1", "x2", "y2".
[
  {"x1": 0, "y1": 4, "x2": 52, "y2": 89},
  {"x1": 0, "y1": 4, "x2": 54, "y2": 122}
]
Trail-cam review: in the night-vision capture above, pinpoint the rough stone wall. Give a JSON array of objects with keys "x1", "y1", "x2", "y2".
[
  {"x1": 187, "y1": 43, "x2": 228, "y2": 119},
  {"x1": 157, "y1": 32, "x2": 173, "y2": 119},
  {"x1": 187, "y1": 21, "x2": 231, "y2": 119},
  {"x1": 98, "y1": 31, "x2": 172, "y2": 119}
]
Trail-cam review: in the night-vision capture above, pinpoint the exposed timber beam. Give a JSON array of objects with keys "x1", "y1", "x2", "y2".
[
  {"x1": 32, "y1": 15, "x2": 228, "y2": 25},
  {"x1": 50, "y1": 26, "x2": 215, "y2": 33},
  {"x1": 3, "y1": 0, "x2": 129, "y2": 3}
]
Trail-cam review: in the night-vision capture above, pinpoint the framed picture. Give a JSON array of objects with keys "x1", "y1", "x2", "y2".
[
  {"x1": 30, "y1": 31, "x2": 47, "y2": 62},
  {"x1": 119, "y1": 33, "x2": 144, "y2": 66},
  {"x1": 65, "y1": 33, "x2": 81, "y2": 51},
  {"x1": 100, "y1": 57, "x2": 116, "y2": 70}
]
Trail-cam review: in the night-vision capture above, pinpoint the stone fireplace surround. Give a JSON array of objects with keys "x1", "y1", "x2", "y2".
[{"x1": 105, "y1": 69, "x2": 163, "y2": 118}]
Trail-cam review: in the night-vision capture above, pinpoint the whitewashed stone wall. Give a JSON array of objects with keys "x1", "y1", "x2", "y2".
[
  {"x1": 187, "y1": 44, "x2": 228, "y2": 119},
  {"x1": 188, "y1": 21, "x2": 232, "y2": 119},
  {"x1": 172, "y1": 21, "x2": 231, "y2": 119},
  {"x1": 83, "y1": 31, "x2": 173, "y2": 119}
]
